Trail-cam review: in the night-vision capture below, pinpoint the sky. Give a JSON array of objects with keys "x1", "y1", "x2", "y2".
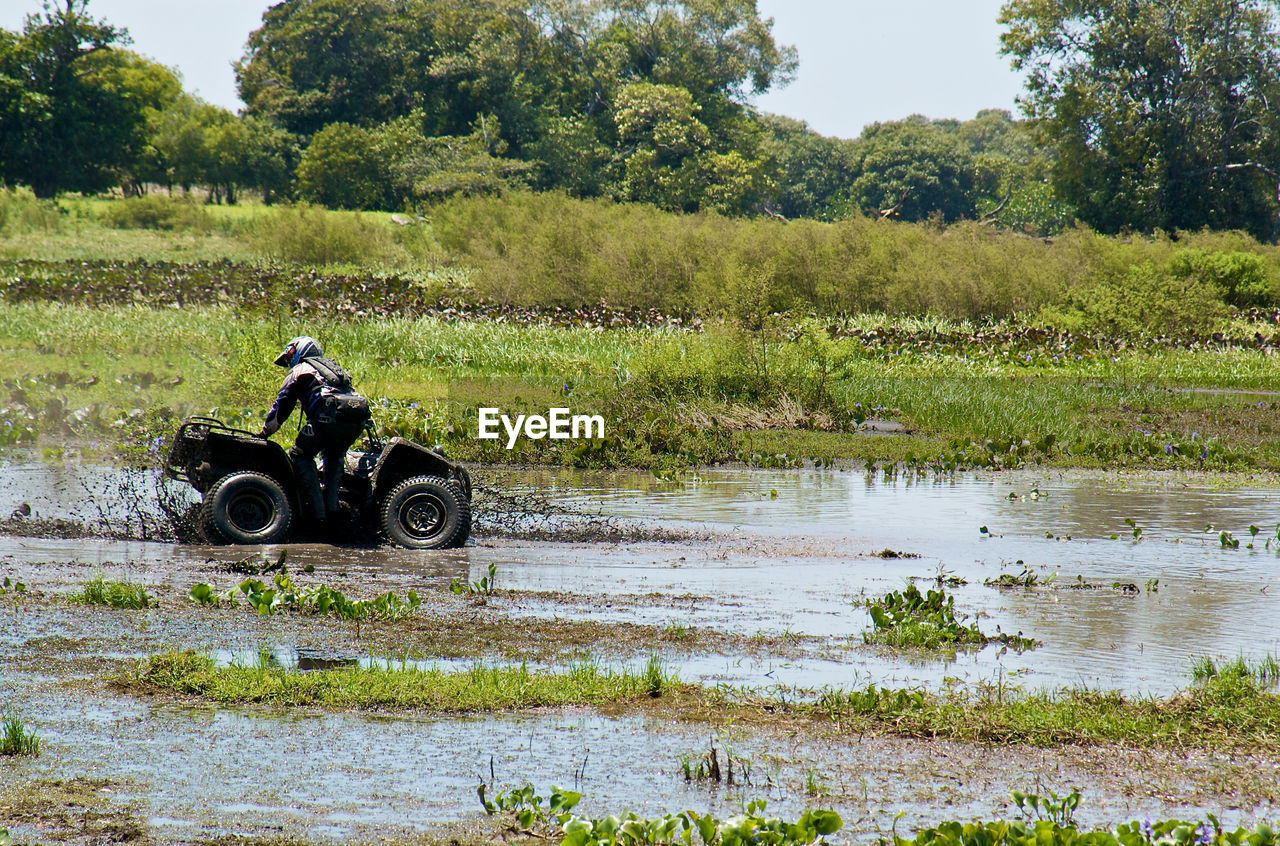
[{"x1": 2, "y1": 0, "x2": 1028, "y2": 140}]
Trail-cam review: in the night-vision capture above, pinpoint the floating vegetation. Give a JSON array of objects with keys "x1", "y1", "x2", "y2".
[
  {"x1": 0, "y1": 576, "x2": 26, "y2": 597},
  {"x1": 480, "y1": 784, "x2": 840, "y2": 846},
  {"x1": 894, "y1": 790, "x2": 1278, "y2": 846},
  {"x1": 76, "y1": 576, "x2": 151, "y2": 610},
  {"x1": 861, "y1": 583, "x2": 1037, "y2": 652},
  {"x1": 189, "y1": 569, "x2": 420, "y2": 629},
  {"x1": 985, "y1": 563, "x2": 1054, "y2": 589}
]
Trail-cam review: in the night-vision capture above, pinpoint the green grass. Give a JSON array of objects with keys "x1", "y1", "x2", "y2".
[
  {"x1": 0, "y1": 716, "x2": 39, "y2": 756},
  {"x1": 808, "y1": 668, "x2": 1280, "y2": 750},
  {"x1": 125, "y1": 650, "x2": 680, "y2": 710},
  {"x1": 76, "y1": 577, "x2": 151, "y2": 610},
  {"x1": 4, "y1": 293, "x2": 1280, "y2": 471}
]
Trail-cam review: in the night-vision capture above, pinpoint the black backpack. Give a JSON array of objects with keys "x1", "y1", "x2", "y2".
[{"x1": 305, "y1": 357, "x2": 372, "y2": 425}]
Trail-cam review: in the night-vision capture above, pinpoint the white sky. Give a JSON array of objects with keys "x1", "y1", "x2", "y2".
[{"x1": 2, "y1": 0, "x2": 1028, "y2": 140}]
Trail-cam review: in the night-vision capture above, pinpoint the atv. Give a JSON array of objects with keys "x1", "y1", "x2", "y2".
[{"x1": 164, "y1": 416, "x2": 472, "y2": 549}]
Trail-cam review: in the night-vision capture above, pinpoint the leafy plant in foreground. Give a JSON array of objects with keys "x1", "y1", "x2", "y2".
[{"x1": 480, "y1": 784, "x2": 841, "y2": 846}]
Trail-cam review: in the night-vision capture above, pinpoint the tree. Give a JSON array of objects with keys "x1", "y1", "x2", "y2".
[
  {"x1": 235, "y1": 0, "x2": 796, "y2": 207},
  {"x1": 1000, "y1": 0, "x2": 1280, "y2": 241},
  {"x1": 756, "y1": 113, "x2": 857, "y2": 219},
  {"x1": 839, "y1": 117, "x2": 979, "y2": 223},
  {"x1": 0, "y1": 1, "x2": 148, "y2": 197},
  {"x1": 296, "y1": 122, "x2": 386, "y2": 209}
]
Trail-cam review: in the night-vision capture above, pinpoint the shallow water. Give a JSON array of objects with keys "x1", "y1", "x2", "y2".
[{"x1": 5, "y1": 460, "x2": 1280, "y2": 840}]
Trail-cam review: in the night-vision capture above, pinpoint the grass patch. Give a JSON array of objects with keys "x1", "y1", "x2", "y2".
[
  {"x1": 1190, "y1": 654, "x2": 1280, "y2": 687},
  {"x1": 0, "y1": 716, "x2": 40, "y2": 756},
  {"x1": 806, "y1": 668, "x2": 1280, "y2": 750},
  {"x1": 9, "y1": 291, "x2": 1280, "y2": 471},
  {"x1": 76, "y1": 577, "x2": 151, "y2": 610},
  {"x1": 123, "y1": 650, "x2": 681, "y2": 711}
]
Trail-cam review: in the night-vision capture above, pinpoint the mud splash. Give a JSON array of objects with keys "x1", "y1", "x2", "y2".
[{"x1": 0, "y1": 459, "x2": 702, "y2": 545}]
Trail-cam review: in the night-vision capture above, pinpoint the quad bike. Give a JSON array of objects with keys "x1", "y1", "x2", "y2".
[{"x1": 164, "y1": 416, "x2": 472, "y2": 549}]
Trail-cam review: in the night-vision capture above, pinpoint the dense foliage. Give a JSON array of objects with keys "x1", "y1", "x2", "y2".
[
  {"x1": 1001, "y1": 0, "x2": 1280, "y2": 241},
  {"x1": 5, "y1": 0, "x2": 1280, "y2": 237}
]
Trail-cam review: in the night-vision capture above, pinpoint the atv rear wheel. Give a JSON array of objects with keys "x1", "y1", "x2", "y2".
[
  {"x1": 379, "y1": 475, "x2": 470, "y2": 549},
  {"x1": 202, "y1": 471, "x2": 294, "y2": 545}
]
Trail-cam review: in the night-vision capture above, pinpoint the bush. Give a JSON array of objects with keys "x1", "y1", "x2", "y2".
[
  {"x1": 434, "y1": 192, "x2": 1256, "y2": 319},
  {"x1": 101, "y1": 195, "x2": 213, "y2": 232},
  {"x1": 250, "y1": 205, "x2": 402, "y2": 266},
  {"x1": 1038, "y1": 261, "x2": 1230, "y2": 337},
  {"x1": 1171, "y1": 249, "x2": 1276, "y2": 309},
  {"x1": 0, "y1": 188, "x2": 63, "y2": 233}
]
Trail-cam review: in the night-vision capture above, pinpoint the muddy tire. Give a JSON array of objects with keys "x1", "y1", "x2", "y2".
[
  {"x1": 379, "y1": 475, "x2": 470, "y2": 549},
  {"x1": 201, "y1": 472, "x2": 294, "y2": 545}
]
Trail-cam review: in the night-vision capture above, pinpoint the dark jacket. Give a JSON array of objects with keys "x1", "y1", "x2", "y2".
[{"x1": 261, "y1": 357, "x2": 354, "y2": 435}]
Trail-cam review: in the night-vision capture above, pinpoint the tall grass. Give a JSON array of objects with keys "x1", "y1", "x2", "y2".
[{"x1": 430, "y1": 191, "x2": 1280, "y2": 319}]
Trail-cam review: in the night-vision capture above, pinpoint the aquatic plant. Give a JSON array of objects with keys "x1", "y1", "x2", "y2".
[
  {"x1": 0, "y1": 576, "x2": 25, "y2": 596},
  {"x1": 678, "y1": 744, "x2": 752, "y2": 786},
  {"x1": 1190, "y1": 655, "x2": 1280, "y2": 687},
  {"x1": 891, "y1": 791, "x2": 1276, "y2": 846},
  {"x1": 480, "y1": 784, "x2": 841, "y2": 846},
  {"x1": 188, "y1": 570, "x2": 420, "y2": 626},
  {"x1": 450, "y1": 563, "x2": 497, "y2": 598},
  {"x1": 985, "y1": 563, "x2": 1053, "y2": 589},
  {"x1": 77, "y1": 576, "x2": 150, "y2": 609},
  {"x1": 0, "y1": 716, "x2": 39, "y2": 756},
  {"x1": 861, "y1": 583, "x2": 1037, "y2": 651},
  {"x1": 1009, "y1": 789, "x2": 1080, "y2": 826},
  {"x1": 804, "y1": 769, "x2": 831, "y2": 798}
]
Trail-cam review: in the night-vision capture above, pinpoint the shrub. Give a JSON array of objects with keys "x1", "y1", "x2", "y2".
[
  {"x1": 0, "y1": 187, "x2": 63, "y2": 233},
  {"x1": 100, "y1": 195, "x2": 213, "y2": 232},
  {"x1": 1038, "y1": 261, "x2": 1229, "y2": 337},
  {"x1": 250, "y1": 204, "x2": 401, "y2": 266},
  {"x1": 1171, "y1": 248, "x2": 1276, "y2": 309}
]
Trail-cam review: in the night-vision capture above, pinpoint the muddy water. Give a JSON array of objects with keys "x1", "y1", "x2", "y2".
[
  {"x1": 4, "y1": 460, "x2": 1280, "y2": 841},
  {"x1": 4, "y1": 461, "x2": 1280, "y2": 694}
]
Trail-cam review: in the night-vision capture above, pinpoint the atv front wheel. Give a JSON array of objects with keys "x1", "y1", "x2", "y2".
[
  {"x1": 379, "y1": 475, "x2": 470, "y2": 549},
  {"x1": 202, "y1": 471, "x2": 294, "y2": 545}
]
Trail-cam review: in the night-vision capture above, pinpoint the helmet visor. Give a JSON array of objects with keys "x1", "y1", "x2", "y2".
[{"x1": 273, "y1": 344, "x2": 295, "y2": 367}]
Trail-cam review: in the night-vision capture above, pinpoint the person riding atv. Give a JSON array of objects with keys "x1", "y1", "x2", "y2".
[{"x1": 257, "y1": 336, "x2": 371, "y2": 525}]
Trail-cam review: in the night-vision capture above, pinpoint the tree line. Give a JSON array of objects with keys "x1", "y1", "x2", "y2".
[{"x1": 2, "y1": 0, "x2": 1279, "y2": 241}]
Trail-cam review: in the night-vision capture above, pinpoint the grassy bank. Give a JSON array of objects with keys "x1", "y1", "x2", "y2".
[
  {"x1": 125, "y1": 651, "x2": 679, "y2": 711},
  {"x1": 128, "y1": 650, "x2": 1280, "y2": 751}
]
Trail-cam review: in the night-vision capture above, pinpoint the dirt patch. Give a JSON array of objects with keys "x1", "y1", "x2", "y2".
[{"x1": 0, "y1": 778, "x2": 147, "y2": 845}]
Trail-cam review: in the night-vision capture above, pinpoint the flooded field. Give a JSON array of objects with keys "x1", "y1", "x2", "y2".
[{"x1": 3, "y1": 459, "x2": 1280, "y2": 842}]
